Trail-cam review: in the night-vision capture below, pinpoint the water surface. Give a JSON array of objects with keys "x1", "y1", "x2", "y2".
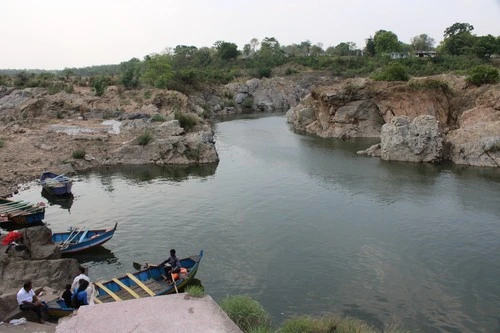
[{"x1": 13, "y1": 115, "x2": 500, "y2": 332}]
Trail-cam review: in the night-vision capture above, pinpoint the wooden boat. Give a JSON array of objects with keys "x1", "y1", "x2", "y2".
[
  {"x1": 39, "y1": 172, "x2": 73, "y2": 196},
  {"x1": 45, "y1": 250, "x2": 204, "y2": 318},
  {"x1": 52, "y1": 223, "x2": 118, "y2": 254},
  {"x1": 0, "y1": 198, "x2": 45, "y2": 231}
]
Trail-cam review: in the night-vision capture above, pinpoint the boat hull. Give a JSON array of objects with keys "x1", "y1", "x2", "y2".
[
  {"x1": 45, "y1": 250, "x2": 204, "y2": 318},
  {"x1": 52, "y1": 223, "x2": 118, "y2": 254},
  {"x1": 40, "y1": 172, "x2": 73, "y2": 196}
]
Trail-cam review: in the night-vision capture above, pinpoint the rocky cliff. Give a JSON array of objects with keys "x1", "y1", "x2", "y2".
[
  {"x1": 286, "y1": 75, "x2": 500, "y2": 167},
  {"x1": 0, "y1": 86, "x2": 219, "y2": 196}
]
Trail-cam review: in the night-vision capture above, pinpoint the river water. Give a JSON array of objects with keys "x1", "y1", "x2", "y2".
[{"x1": 12, "y1": 114, "x2": 500, "y2": 332}]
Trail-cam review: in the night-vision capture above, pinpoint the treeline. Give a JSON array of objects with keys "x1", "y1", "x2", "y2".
[{"x1": 1, "y1": 22, "x2": 499, "y2": 93}]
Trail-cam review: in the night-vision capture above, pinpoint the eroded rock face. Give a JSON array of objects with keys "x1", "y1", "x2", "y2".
[
  {"x1": 446, "y1": 107, "x2": 500, "y2": 167},
  {"x1": 380, "y1": 115, "x2": 443, "y2": 163}
]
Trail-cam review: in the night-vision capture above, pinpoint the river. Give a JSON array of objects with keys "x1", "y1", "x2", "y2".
[{"x1": 13, "y1": 114, "x2": 500, "y2": 332}]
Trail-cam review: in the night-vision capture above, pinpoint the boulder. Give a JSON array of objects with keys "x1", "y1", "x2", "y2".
[
  {"x1": 0, "y1": 258, "x2": 79, "y2": 294},
  {"x1": 380, "y1": 115, "x2": 443, "y2": 163},
  {"x1": 22, "y1": 226, "x2": 61, "y2": 260}
]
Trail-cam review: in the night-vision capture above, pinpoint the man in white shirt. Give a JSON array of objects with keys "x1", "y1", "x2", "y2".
[
  {"x1": 71, "y1": 266, "x2": 90, "y2": 290},
  {"x1": 17, "y1": 281, "x2": 44, "y2": 324},
  {"x1": 71, "y1": 266, "x2": 95, "y2": 305}
]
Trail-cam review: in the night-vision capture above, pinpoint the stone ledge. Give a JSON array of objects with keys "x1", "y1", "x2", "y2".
[{"x1": 55, "y1": 294, "x2": 242, "y2": 333}]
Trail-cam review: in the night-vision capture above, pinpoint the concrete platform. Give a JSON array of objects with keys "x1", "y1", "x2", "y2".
[{"x1": 55, "y1": 294, "x2": 242, "y2": 333}]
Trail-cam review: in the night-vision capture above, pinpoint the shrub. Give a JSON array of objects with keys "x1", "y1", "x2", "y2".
[
  {"x1": 219, "y1": 296, "x2": 271, "y2": 332},
  {"x1": 174, "y1": 111, "x2": 198, "y2": 131},
  {"x1": 466, "y1": 65, "x2": 500, "y2": 86},
  {"x1": 144, "y1": 90, "x2": 152, "y2": 99},
  {"x1": 0, "y1": 139, "x2": 4, "y2": 148},
  {"x1": 151, "y1": 113, "x2": 166, "y2": 122},
  {"x1": 281, "y1": 315, "x2": 376, "y2": 333},
  {"x1": 185, "y1": 285, "x2": 205, "y2": 297},
  {"x1": 408, "y1": 78, "x2": 448, "y2": 91},
  {"x1": 242, "y1": 97, "x2": 254, "y2": 109},
  {"x1": 372, "y1": 62, "x2": 410, "y2": 81},
  {"x1": 137, "y1": 131, "x2": 153, "y2": 146},
  {"x1": 91, "y1": 75, "x2": 110, "y2": 96},
  {"x1": 72, "y1": 149, "x2": 86, "y2": 159}
]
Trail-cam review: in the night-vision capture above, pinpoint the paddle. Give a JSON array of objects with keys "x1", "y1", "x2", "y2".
[{"x1": 171, "y1": 273, "x2": 179, "y2": 294}]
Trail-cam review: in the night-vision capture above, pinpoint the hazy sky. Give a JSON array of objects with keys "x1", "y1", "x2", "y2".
[{"x1": 1, "y1": 0, "x2": 499, "y2": 70}]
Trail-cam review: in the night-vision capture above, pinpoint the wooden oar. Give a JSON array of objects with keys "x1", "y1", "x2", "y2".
[{"x1": 171, "y1": 273, "x2": 179, "y2": 294}]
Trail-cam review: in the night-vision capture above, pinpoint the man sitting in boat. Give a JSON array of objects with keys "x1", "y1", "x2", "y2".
[
  {"x1": 72, "y1": 279, "x2": 89, "y2": 309},
  {"x1": 17, "y1": 281, "x2": 45, "y2": 324},
  {"x1": 71, "y1": 266, "x2": 96, "y2": 305},
  {"x1": 159, "y1": 249, "x2": 182, "y2": 284},
  {"x1": 61, "y1": 284, "x2": 72, "y2": 308}
]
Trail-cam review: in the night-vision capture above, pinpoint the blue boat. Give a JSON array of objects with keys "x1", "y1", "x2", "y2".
[
  {"x1": 52, "y1": 223, "x2": 118, "y2": 254},
  {"x1": 0, "y1": 198, "x2": 45, "y2": 231},
  {"x1": 45, "y1": 250, "x2": 204, "y2": 318},
  {"x1": 39, "y1": 172, "x2": 73, "y2": 196}
]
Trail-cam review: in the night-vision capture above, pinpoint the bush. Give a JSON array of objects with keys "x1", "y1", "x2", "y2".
[
  {"x1": 219, "y1": 296, "x2": 271, "y2": 332},
  {"x1": 174, "y1": 111, "x2": 198, "y2": 131},
  {"x1": 0, "y1": 139, "x2": 4, "y2": 148},
  {"x1": 242, "y1": 97, "x2": 254, "y2": 109},
  {"x1": 281, "y1": 315, "x2": 376, "y2": 333},
  {"x1": 72, "y1": 149, "x2": 86, "y2": 159},
  {"x1": 408, "y1": 78, "x2": 449, "y2": 91},
  {"x1": 137, "y1": 131, "x2": 153, "y2": 146},
  {"x1": 466, "y1": 65, "x2": 500, "y2": 86},
  {"x1": 91, "y1": 75, "x2": 110, "y2": 96},
  {"x1": 151, "y1": 113, "x2": 166, "y2": 122},
  {"x1": 185, "y1": 285, "x2": 205, "y2": 297},
  {"x1": 372, "y1": 62, "x2": 410, "y2": 81}
]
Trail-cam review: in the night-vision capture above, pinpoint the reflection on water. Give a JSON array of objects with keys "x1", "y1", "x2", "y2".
[
  {"x1": 41, "y1": 189, "x2": 74, "y2": 212},
  {"x1": 11, "y1": 115, "x2": 500, "y2": 333}
]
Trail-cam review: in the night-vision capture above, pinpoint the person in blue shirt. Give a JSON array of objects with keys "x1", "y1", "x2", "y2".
[
  {"x1": 159, "y1": 249, "x2": 181, "y2": 284},
  {"x1": 72, "y1": 279, "x2": 89, "y2": 309}
]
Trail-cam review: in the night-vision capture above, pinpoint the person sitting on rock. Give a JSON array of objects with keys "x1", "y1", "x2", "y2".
[
  {"x1": 61, "y1": 284, "x2": 73, "y2": 308},
  {"x1": 159, "y1": 249, "x2": 182, "y2": 285},
  {"x1": 72, "y1": 279, "x2": 89, "y2": 309},
  {"x1": 16, "y1": 281, "x2": 45, "y2": 324}
]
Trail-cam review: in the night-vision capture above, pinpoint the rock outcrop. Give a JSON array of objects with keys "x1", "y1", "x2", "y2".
[
  {"x1": 0, "y1": 86, "x2": 219, "y2": 196},
  {"x1": 288, "y1": 75, "x2": 500, "y2": 167},
  {"x1": 379, "y1": 115, "x2": 443, "y2": 163}
]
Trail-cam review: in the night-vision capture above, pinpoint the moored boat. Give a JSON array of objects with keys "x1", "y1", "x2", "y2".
[
  {"x1": 40, "y1": 172, "x2": 73, "y2": 196},
  {"x1": 45, "y1": 250, "x2": 204, "y2": 318},
  {"x1": 0, "y1": 198, "x2": 45, "y2": 231},
  {"x1": 52, "y1": 223, "x2": 118, "y2": 254}
]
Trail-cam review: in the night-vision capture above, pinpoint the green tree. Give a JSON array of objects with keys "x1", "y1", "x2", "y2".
[
  {"x1": 91, "y1": 75, "x2": 110, "y2": 96},
  {"x1": 141, "y1": 53, "x2": 173, "y2": 88},
  {"x1": 215, "y1": 41, "x2": 240, "y2": 60},
  {"x1": 472, "y1": 35, "x2": 498, "y2": 59},
  {"x1": 120, "y1": 58, "x2": 141, "y2": 89},
  {"x1": 374, "y1": 30, "x2": 401, "y2": 55},
  {"x1": 365, "y1": 37, "x2": 376, "y2": 56},
  {"x1": 410, "y1": 34, "x2": 435, "y2": 51},
  {"x1": 440, "y1": 22, "x2": 475, "y2": 56}
]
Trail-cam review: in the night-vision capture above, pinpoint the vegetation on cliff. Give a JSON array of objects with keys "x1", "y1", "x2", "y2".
[{"x1": 0, "y1": 22, "x2": 498, "y2": 94}]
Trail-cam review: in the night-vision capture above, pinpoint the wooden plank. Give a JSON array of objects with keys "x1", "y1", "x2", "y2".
[
  {"x1": 95, "y1": 282, "x2": 122, "y2": 302},
  {"x1": 126, "y1": 273, "x2": 155, "y2": 297},
  {"x1": 112, "y1": 278, "x2": 140, "y2": 299},
  {"x1": 93, "y1": 297, "x2": 103, "y2": 304}
]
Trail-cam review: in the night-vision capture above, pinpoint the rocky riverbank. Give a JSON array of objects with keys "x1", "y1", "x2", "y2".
[
  {"x1": 1, "y1": 73, "x2": 498, "y2": 198},
  {"x1": 286, "y1": 75, "x2": 500, "y2": 167}
]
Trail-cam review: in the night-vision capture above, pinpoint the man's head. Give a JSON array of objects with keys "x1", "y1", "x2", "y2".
[
  {"x1": 65, "y1": 284, "x2": 71, "y2": 290},
  {"x1": 170, "y1": 249, "x2": 176, "y2": 256},
  {"x1": 23, "y1": 281, "x2": 32, "y2": 291},
  {"x1": 78, "y1": 266, "x2": 85, "y2": 274}
]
